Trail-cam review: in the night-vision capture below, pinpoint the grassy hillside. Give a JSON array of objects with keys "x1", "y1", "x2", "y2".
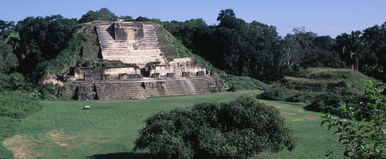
[
  {"x1": 156, "y1": 26, "x2": 269, "y2": 90},
  {"x1": 259, "y1": 67, "x2": 378, "y2": 103},
  {"x1": 2, "y1": 91, "x2": 344, "y2": 159}
]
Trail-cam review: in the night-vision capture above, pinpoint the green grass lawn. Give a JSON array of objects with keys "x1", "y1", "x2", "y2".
[{"x1": 2, "y1": 90, "x2": 344, "y2": 159}]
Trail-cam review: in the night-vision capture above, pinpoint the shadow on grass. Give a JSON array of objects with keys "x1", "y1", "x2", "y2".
[{"x1": 89, "y1": 152, "x2": 153, "y2": 159}]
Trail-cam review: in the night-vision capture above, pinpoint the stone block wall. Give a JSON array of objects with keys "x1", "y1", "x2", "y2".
[
  {"x1": 95, "y1": 82, "x2": 146, "y2": 100},
  {"x1": 70, "y1": 76, "x2": 226, "y2": 100},
  {"x1": 74, "y1": 68, "x2": 104, "y2": 81},
  {"x1": 149, "y1": 58, "x2": 208, "y2": 77},
  {"x1": 104, "y1": 67, "x2": 140, "y2": 78}
]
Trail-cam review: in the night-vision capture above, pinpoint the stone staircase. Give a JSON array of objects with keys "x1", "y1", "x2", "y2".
[
  {"x1": 162, "y1": 78, "x2": 198, "y2": 95},
  {"x1": 96, "y1": 23, "x2": 165, "y2": 67}
]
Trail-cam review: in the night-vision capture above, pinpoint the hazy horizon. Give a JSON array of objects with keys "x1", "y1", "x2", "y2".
[{"x1": 1, "y1": 0, "x2": 385, "y2": 37}]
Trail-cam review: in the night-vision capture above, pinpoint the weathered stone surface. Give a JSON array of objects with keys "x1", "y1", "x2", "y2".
[
  {"x1": 197, "y1": 71, "x2": 205, "y2": 76},
  {"x1": 95, "y1": 82, "x2": 146, "y2": 100},
  {"x1": 96, "y1": 22, "x2": 166, "y2": 67},
  {"x1": 76, "y1": 84, "x2": 96, "y2": 100}
]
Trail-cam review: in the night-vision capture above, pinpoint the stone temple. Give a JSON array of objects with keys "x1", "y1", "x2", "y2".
[{"x1": 60, "y1": 20, "x2": 226, "y2": 100}]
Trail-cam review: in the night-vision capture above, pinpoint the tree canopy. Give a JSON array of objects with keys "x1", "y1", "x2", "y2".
[
  {"x1": 78, "y1": 8, "x2": 118, "y2": 23},
  {"x1": 165, "y1": 9, "x2": 386, "y2": 82}
]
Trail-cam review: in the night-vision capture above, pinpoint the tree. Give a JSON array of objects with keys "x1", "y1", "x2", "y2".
[
  {"x1": 119, "y1": 15, "x2": 133, "y2": 22},
  {"x1": 78, "y1": 8, "x2": 117, "y2": 23},
  {"x1": 15, "y1": 15, "x2": 78, "y2": 74},
  {"x1": 277, "y1": 33, "x2": 303, "y2": 76},
  {"x1": 361, "y1": 22, "x2": 386, "y2": 81},
  {"x1": 135, "y1": 16, "x2": 161, "y2": 23},
  {"x1": 334, "y1": 31, "x2": 363, "y2": 69},
  {"x1": 0, "y1": 20, "x2": 14, "y2": 31},
  {"x1": 217, "y1": 9, "x2": 236, "y2": 27},
  {"x1": 134, "y1": 96, "x2": 295, "y2": 159},
  {"x1": 322, "y1": 81, "x2": 386, "y2": 159},
  {"x1": 0, "y1": 42, "x2": 18, "y2": 73}
]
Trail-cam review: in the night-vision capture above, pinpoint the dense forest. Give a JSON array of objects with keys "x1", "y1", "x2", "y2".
[
  {"x1": 0, "y1": 8, "x2": 385, "y2": 94},
  {"x1": 163, "y1": 9, "x2": 386, "y2": 82}
]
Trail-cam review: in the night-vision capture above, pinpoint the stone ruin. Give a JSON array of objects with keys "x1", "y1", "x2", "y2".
[{"x1": 61, "y1": 20, "x2": 226, "y2": 100}]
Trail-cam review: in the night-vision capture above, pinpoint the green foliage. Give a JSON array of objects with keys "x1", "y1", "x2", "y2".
[
  {"x1": 0, "y1": 42, "x2": 18, "y2": 73},
  {"x1": 135, "y1": 16, "x2": 162, "y2": 24},
  {"x1": 134, "y1": 96, "x2": 295, "y2": 159},
  {"x1": 16, "y1": 15, "x2": 78, "y2": 75},
  {"x1": 322, "y1": 81, "x2": 386, "y2": 159},
  {"x1": 164, "y1": 9, "x2": 283, "y2": 82},
  {"x1": 164, "y1": 10, "x2": 348, "y2": 82},
  {"x1": 119, "y1": 15, "x2": 134, "y2": 22},
  {"x1": 31, "y1": 83, "x2": 58, "y2": 100},
  {"x1": 29, "y1": 32, "x2": 83, "y2": 83},
  {"x1": 157, "y1": 25, "x2": 268, "y2": 90},
  {"x1": 79, "y1": 8, "x2": 117, "y2": 23},
  {"x1": 334, "y1": 22, "x2": 386, "y2": 81},
  {"x1": 259, "y1": 68, "x2": 378, "y2": 104},
  {"x1": 0, "y1": 72, "x2": 27, "y2": 91},
  {"x1": 76, "y1": 58, "x2": 108, "y2": 70},
  {"x1": 165, "y1": 9, "x2": 386, "y2": 82},
  {"x1": 304, "y1": 92, "x2": 382, "y2": 120},
  {"x1": 257, "y1": 85, "x2": 289, "y2": 101}
]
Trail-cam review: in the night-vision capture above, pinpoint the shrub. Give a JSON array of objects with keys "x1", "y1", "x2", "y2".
[
  {"x1": 305, "y1": 91, "x2": 383, "y2": 120},
  {"x1": 134, "y1": 96, "x2": 295, "y2": 159},
  {"x1": 322, "y1": 81, "x2": 386, "y2": 159},
  {"x1": 305, "y1": 93, "x2": 345, "y2": 115},
  {"x1": 0, "y1": 72, "x2": 27, "y2": 91},
  {"x1": 258, "y1": 85, "x2": 289, "y2": 101},
  {"x1": 285, "y1": 93, "x2": 315, "y2": 103}
]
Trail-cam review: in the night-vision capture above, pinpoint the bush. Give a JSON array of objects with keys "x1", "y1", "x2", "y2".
[
  {"x1": 0, "y1": 72, "x2": 27, "y2": 91},
  {"x1": 134, "y1": 96, "x2": 295, "y2": 159},
  {"x1": 258, "y1": 85, "x2": 289, "y2": 100},
  {"x1": 305, "y1": 91, "x2": 382, "y2": 120},
  {"x1": 322, "y1": 81, "x2": 386, "y2": 159},
  {"x1": 285, "y1": 93, "x2": 315, "y2": 103}
]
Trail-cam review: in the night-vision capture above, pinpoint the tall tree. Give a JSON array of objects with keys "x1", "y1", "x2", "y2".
[
  {"x1": 16, "y1": 15, "x2": 78, "y2": 73},
  {"x1": 361, "y1": 22, "x2": 386, "y2": 80},
  {"x1": 334, "y1": 31, "x2": 363, "y2": 69},
  {"x1": 0, "y1": 42, "x2": 18, "y2": 73},
  {"x1": 78, "y1": 8, "x2": 117, "y2": 23}
]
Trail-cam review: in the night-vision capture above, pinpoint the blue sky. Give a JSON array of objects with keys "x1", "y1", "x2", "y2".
[{"x1": 1, "y1": 0, "x2": 385, "y2": 37}]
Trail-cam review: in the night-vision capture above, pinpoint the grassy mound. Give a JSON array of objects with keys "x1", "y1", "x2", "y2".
[
  {"x1": 0, "y1": 92, "x2": 43, "y2": 159},
  {"x1": 259, "y1": 67, "x2": 378, "y2": 103},
  {"x1": 156, "y1": 26, "x2": 269, "y2": 90}
]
